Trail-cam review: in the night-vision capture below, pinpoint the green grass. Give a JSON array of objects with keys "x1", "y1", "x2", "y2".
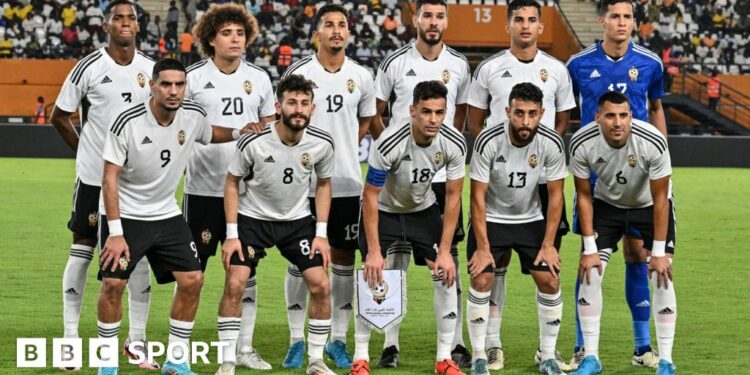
[{"x1": 0, "y1": 158, "x2": 748, "y2": 374}]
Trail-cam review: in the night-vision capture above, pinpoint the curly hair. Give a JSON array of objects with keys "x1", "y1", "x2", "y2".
[{"x1": 192, "y1": 3, "x2": 259, "y2": 58}]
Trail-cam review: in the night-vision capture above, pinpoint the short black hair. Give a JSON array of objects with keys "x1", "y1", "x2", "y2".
[
  {"x1": 508, "y1": 82, "x2": 543, "y2": 106},
  {"x1": 597, "y1": 91, "x2": 630, "y2": 110},
  {"x1": 152, "y1": 58, "x2": 186, "y2": 81},
  {"x1": 104, "y1": 0, "x2": 137, "y2": 19},
  {"x1": 416, "y1": 0, "x2": 448, "y2": 13},
  {"x1": 507, "y1": 0, "x2": 541, "y2": 20},
  {"x1": 598, "y1": 0, "x2": 634, "y2": 16},
  {"x1": 412, "y1": 80, "x2": 448, "y2": 106},
  {"x1": 276, "y1": 74, "x2": 315, "y2": 101},
  {"x1": 315, "y1": 4, "x2": 348, "y2": 24}
]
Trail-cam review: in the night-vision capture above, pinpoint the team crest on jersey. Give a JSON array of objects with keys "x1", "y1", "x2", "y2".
[
  {"x1": 243, "y1": 80, "x2": 253, "y2": 94},
  {"x1": 247, "y1": 245, "x2": 255, "y2": 259},
  {"x1": 346, "y1": 78, "x2": 356, "y2": 93},
  {"x1": 528, "y1": 154, "x2": 539, "y2": 168},
  {"x1": 136, "y1": 72, "x2": 146, "y2": 88},
  {"x1": 628, "y1": 66, "x2": 639, "y2": 82},
  {"x1": 627, "y1": 154, "x2": 637, "y2": 167},
  {"x1": 441, "y1": 69, "x2": 451, "y2": 84},
  {"x1": 300, "y1": 152, "x2": 312, "y2": 167},
  {"x1": 370, "y1": 281, "x2": 389, "y2": 305},
  {"x1": 432, "y1": 151, "x2": 444, "y2": 165},
  {"x1": 178, "y1": 130, "x2": 186, "y2": 145},
  {"x1": 539, "y1": 68, "x2": 549, "y2": 82},
  {"x1": 119, "y1": 256, "x2": 128, "y2": 270},
  {"x1": 201, "y1": 229, "x2": 212, "y2": 245},
  {"x1": 87, "y1": 212, "x2": 98, "y2": 227}
]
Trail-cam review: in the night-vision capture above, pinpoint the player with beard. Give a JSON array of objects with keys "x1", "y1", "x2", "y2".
[
  {"x1": 277, "y1": 4, "x2": 376, "y2": 369},
  {"x1": 372, "y1": 0, "x2": 472, "y2": 368},
  {"x1": 216, "y1": 74, "x2": 337, "y2": 375},
  {"x1": 50, "y1": 0, "x2": 157, "y2": 370}
]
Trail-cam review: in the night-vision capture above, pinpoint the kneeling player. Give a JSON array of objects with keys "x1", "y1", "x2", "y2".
[
  {"x1": 353, "y1": 81, "x2": 466, "y2": 375},
  {"x1": 216, "y1": 75, "x2": 337, "y2": 375},
  {"x1": 96, "y1": 58, "x2": 247, "y2": 375},
  {"x1": 466, "y1": 83, "x2": 568, "y2": 375},
  {"x1": 570, "y1": 92, "x2": 677, "y2": 375}
]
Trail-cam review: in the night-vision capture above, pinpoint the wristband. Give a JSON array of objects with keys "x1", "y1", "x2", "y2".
[
  {"x1": 651, "y1": 240, "x2": 666, "y2": 257},
  {"x1": 108, "y1": 219, "x2": 123, "y2": 236},
  {"x1": 316, "y1": 222, "x2": 328, "y2": 238},
  {"x1": 582, "y1": 235, "x2": 598, "y2": 255},
  {"x1": 226, "y1": 223, "x2": 239, "y2": 239},
  {"x1": 232, "y1": 128, "x2": 241, "y2": 140}
]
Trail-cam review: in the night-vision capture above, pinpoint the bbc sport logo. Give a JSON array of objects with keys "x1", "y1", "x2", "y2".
[{"x1": 17, "y1": 338, "x2": 228, "y2": 368}]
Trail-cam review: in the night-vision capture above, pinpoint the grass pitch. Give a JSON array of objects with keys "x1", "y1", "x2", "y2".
[{"x1": 0, "y1": 158, "x2": 748, "y2": 374}]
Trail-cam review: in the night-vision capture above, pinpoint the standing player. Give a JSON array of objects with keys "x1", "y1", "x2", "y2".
[
  {"x1": 569, "y1": 92, "x2": 677, "y2": 375},
  {"x1": 49, "y1": 0, "x2": 156, "y2": 370},
  {"x1": 96, "y1": 58, "x2": 245, "y2": 375},
  {"x1": 215, "y1": 74, "x2": 337, "y2": 375},
  {"x1": 184, "y1": 3, "x2": 275, "y2": 370},
  {"x1": 566, "y1": 0, "x2": 667, "y2": 368},
  {"x1": 278, "y1": 4, "x2": 376, "y2": 369},
  {"x1": 352, "y1": 81, "x2": 466, "y2": 375},
  {"x1": 372, "y1": 0, "x2": 471, "y2": 367},
  {"x1": 467, "y1": 83, "x2": 567, "y2": 375},
  {"x1": 466, "y1": 0, "x2": 575, "y2": 369}
]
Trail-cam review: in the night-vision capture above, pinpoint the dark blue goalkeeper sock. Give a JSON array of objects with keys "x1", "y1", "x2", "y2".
[
  {"x1": 626, "y1": 262, "x2": 652, "y2": 352},
  {"x1": 574, "y1": 275, "x2": 584, "y2": 352}
]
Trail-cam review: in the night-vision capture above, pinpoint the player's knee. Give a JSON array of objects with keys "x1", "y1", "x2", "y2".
[
  {"x1": 470, "y1": 273, "x2": 493, "y2": 292},
  {"x1": 178, "y1": 272, "x2": 204, "y2": 294},
  {"x1": 623, "y1": 237, "x2": 648, "y2": 262},
  {"x1": 307, "y1": 275, "x2": 330, "y2": 298},
  {"x1": 536, "y1": 277, "x2": 560, "y2": 295},
  {"x1": 100, "y1": 278, "x2": 127, "y2": 300},
  {"x1": 224, "y1": 275, "x2": 246, "y2": 301}
]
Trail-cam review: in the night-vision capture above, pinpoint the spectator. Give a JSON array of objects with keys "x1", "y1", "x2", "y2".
[
  {"x1": 706, "y1": 69, "x2": 721, "y2": 110},
  {"x1": 359, "y1": 21, "x2": 375, "y2": 43},
  {"x1": 713, "y1": 8, "x2": 726, "y2": 29},
  {"x1": 257, "y1": 0, "x2": 274, "y2": 28},
  {"x1": 273, "y1": 36, "x2": 292, "y2": 76},
  {"x1": 86, "y1": 0, "x2": 103, "y2": 32},
  {"x1": 383, "y1": 9, "x2": 398, "y2": 35},
  {"x1": 62, "y1": 23, "x2": 77, "y2": 44},
  {"x1": 148, "y1": 14, "x2": 161, "y2": 40},
  {"x1": 34, "y1": 96, "x2": 45, "y2": 124},
  {"x1": 179, "y1": 25, "x2": 193, "y2": 67},
  {"x1": 166, "y1": 1, "x2": 178, "y2": 36},
  {"x1": 0, "y1": 35, "x2": 12, "y2": 57},
  {"x1": 246, "y1": 0, "x2": 260, "y2": 16},
  {"x1": 61, "y1": 3, "x2": 76, "y2": 27}
]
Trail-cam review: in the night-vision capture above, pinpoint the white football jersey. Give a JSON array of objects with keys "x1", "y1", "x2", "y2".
[
  {"x1": 55, "y1": 48, "x2": 154, "y2": 186},
  {"x1": 375, "y1": 43, "x2": 471, "y2": 183},
  {"x1": 470, "y1": 123, "x2": 567, "y2": 224},
  {"x1": 228, "y1": 123, "x2": 335, "y2": 221},
  {"x1": 101, "y1": 100, "x2": 213, "y2": 220},
  {"x1": 468, "y1": 49, "x2": 576, "y2": 129},
  {"x1": 368, "y1": 123, "x2": 466, "y2": 214},
  {"x1": 282, "y1": 55, "x2": 376, "y2": 198},
  {"x1": 183, "y1": 59, "x2": 276, "y2": 197},
  {"x1": 570, "y1": 119, "x2": 672, "y2": 209}
]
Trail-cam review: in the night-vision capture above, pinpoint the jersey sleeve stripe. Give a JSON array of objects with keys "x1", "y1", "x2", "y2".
[
  {"x1": 565, "y1": 44, "x2": 597, "y2": 67},
  {"x1": 632, "y1": 45, "x2": 664, "y2": 69},
  {"x1": 569, "y1": 125, "x2": 600, "y2": 151},
  {"x1": 439, "y1": 127, "x2": 467, "y2": 155},
  {"x1": 111, "y1": 104, "x2": 146, "y2": 136},
  {"x1": 307, "y1": 126, "x2": 335, "y2": 149},
  {"x1": 446, "y1": 47, "x2": 470, "y2": 65},
  {"x1": 379, "y1": 45, "x2": 410, "y2": 72},
  {"x1": 237, "y1": 128, "x2": 272, "y2": 151},
  {"x1": 307, "y1": 130, "x2": 335, "y2": 150},
  {"x1": 280, "y1": 56, "x2": 313, "y2": 80},
  {"x1": 474, "y1": 125, "x2": 504, "y2": 155},
  {"x1": 137, "y1": 51, "x2": 156, "y2": 62},
  {"x1": 70, "y1": 51, "x2": 101, "y2": 82},
  {"x1": 472, "y1": 50, "x2": 506, "y2": 80},
  {"x1": 377, "y1": 124, "x2": 411, "y2": 154},
  {"x1": 186, "y1": 59, "x2": 208, "y2": 74},
  {"x1": 631, "y1": 126, "x2": 667, "y2": 154},
  {"x1": 181, "y1": 99, "x2": 208, "y2": 117},
  {"x1": 570, "y1": 130, "x2": 599, "y2": 156},
  {"x1": 243, "y1": 60, "x2": 266, "y2": 73},
  {"x1": 71, "y1": 52, "x2": 103, "y2": 85},
  {"x1": 537, "y1": 126, "x2": 564, "y2": 153}
]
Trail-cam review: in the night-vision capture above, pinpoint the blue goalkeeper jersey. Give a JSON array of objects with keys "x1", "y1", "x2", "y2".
[{"x1": 566, "y1": 41, "x2": 664, "y2": 126}]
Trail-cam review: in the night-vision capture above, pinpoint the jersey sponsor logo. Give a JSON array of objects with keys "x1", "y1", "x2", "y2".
[
  {"x1": 141, "y1": 286, "x2": 151, "y2": 294},
  {"x1": 243, "y1": 80, "x2": 253, "y2": 94},
  {"x1": 539, "y1": 68, "x2": 549, "y2": 82},
  {"x1": 441, "y1": 69, "x2": 451, "y2": 84},
  {"x1": 64, "y1": 288, "x2": 79, "y2": 296},
  {"x1": 658, "y1": 307, "x2": 675, "y2": 315},
  {"x1": 470, "y1": 317, "x2": 486, "y2": 324},
  {"x1": 178, "y1": 130, "x2": 186, "y2": 145},
  {"x1": 636, "y1": 300, "x2": 651, "y2": 308},
  {"x1": 667, "y1": 240, "x2": 674, "y2": 248},
  {"x1": 287, "y1": 303, "x2": 303, "y2": 311},
  {"x1": 629, "y1": 66, "x2": 639, "y2": 82},
  {"x1": 595, "y1": 157, "x2": 607, "y2": 164},
  {"x1": 136, "y1": 72, "x2": 147, "y2": 88},
  {"x1": 406, "y1": 69, "x2": 417, "y2": 77},
  {"x1": 340, "y1": 303, "x2": 353, "y2": 311},
  {"x1": 442, "y1": 312, "x2": 457, "y2": 320},
  {"x1": 101, "y1": 75, "x2": 112, "y2": 84},
  {"x1": 264, "y1": 155, "x2": 275, "y2": 163},
  {"x1": 495, "y1": 155, "x2": 506, "y2": 163},
  {"x1": 501, "y1": 70, "x2": 512, "y2": 78},
  {"x1": 577, "y1": 298, "x2": 590, "y2": 306},
  {"x1": 87, "y1": 212, "x2": 98, "y2": 227},
  {"x1": 590, "y1": 69, "x2": 601, "y2": 78},
  {"x1": 242, "y1": 296, "x2": 255, "y2": 303},
  {"x1": 627, "y1": 154, "x2": 637, "y2": 167},
  {"x1": 141, "y1": 136, "x2": 153, "y2": 145},
  {"x1": 401, "y1": 154, "x2": 412, "y2": 161},
  {"x1": 347, "y1": 78, "x2": 356, "y2": 93},
  {"x1": 201, "y1": 229, "x2": 212, "y2": 245},
  {"x1": 203, "y1": 82, "x2": 215, "y2": 89},
  {"x1": 300, "y1": 152, "x2": 312, "y2": 167},
  {"x1": 546, "y1": 319, "x2": 561, "y2": 326},
  {"x1": 432, "y1": 151, "x2": 444, "y2": 165},
  {"x1": 528, "y1": 154, "x2": 538, "y2": 168}
]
